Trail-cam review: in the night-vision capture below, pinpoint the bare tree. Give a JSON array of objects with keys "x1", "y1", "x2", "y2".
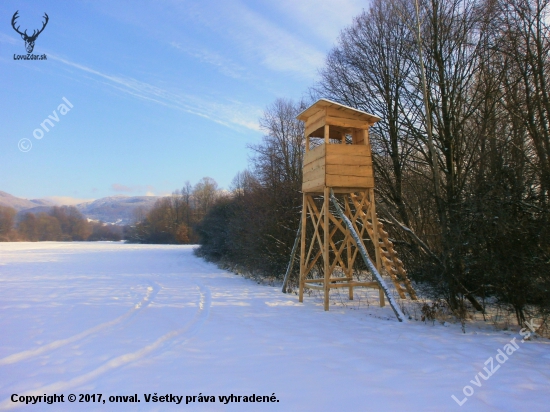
[
  {"x1": 193, "y1": 177, "x2": 219, "y2": 220},
  {"x1": 0, "y1": 206, "x2": 17, "y2": 241}
]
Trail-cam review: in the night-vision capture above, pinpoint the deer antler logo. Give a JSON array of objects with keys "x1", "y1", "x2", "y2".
[{"x1": 11, "y1": 11, "x2": 49, "y2": 54}]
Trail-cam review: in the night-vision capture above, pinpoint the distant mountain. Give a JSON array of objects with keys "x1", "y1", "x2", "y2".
[
  {"x1": 0, "y1": 191, "x2": 54, "y2": 211},
  {"x1": 75, "y1": 196, "x2": 160, "y2": 225},
  {"x1": 1, "y1": 191, "x2": 160, "y2": 225},
  {"x1": 15, "y1": 206, "x2": 54, "y2": 219}
]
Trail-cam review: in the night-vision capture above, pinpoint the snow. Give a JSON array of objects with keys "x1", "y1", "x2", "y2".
[{"x1": 0, "y1": 242, "x2": 549, "y2": 411}]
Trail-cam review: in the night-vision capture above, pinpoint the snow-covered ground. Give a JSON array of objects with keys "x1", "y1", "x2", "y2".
[{"x1": 0, "y1": 243, "x2": 548, "y2": 411}]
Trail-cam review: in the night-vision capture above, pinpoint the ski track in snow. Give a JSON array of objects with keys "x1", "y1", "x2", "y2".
[
  {"x1": 0, "y1": 243, "x2": 549, "y2": 412},
  {"x1": 0, "y1": 282, "x2": 160, "y2": 366},
  {"x1": 0, "y1": 280, "x2": 211, "y2": 411}
]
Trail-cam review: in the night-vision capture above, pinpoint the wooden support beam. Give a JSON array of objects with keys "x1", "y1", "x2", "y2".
[
  {"x1": 304, "y1": 281, "x2": 380, "y2": 290},
  {"x1": 303, "y1": 283, "x2": 324, "y2": 290},
  {"x1": 323, "y1": 186, "x2": 330, "y2": 311},
  {"x1": 299, "y1": 193, "x2": 307, "y2": 303},
  {"x1": 282, "y1": 219, "x2": 301, "y2": 293},
  {"x1": 329, "y1": 189, "x2": 407, "y2": 322},
  {"x1": 328, "y1": 282, "x2": 380, "y2": 289},
  {"x1": 369, "y1": 189, "x2": 383, "y2": 276}
]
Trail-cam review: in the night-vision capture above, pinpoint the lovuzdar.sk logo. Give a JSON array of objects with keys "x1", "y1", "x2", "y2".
[{"x1": 11, "y1": 10, "x2": 49, "y2": 61}]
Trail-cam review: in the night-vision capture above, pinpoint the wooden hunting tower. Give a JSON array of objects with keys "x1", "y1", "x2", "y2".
[{"x1": 297, "y1": 99, "x2": 417, "y2": 311}]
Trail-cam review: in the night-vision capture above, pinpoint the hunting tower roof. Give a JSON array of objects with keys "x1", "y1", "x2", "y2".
[{"x1": 296, "y1": 99, "x2": 381, "y2": 124}]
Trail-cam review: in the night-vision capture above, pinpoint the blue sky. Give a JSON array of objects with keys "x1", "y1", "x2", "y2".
[{"x1": 0, "y1": 0, "x2": 365, "y2": 203}]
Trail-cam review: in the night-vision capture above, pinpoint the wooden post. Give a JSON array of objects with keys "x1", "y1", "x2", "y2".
[
  {"x1": 363, "y1": 127, "x2": 370, "y2": 146},
  {"x1": 299, "y1": 193, "x2": 307, "y2": 303},
  {"x1": 300, "y1": 129, "x2": 309, "y2": 302},
  {"x1": 323, "y1": 186, "x2": 330, "y2": 311},
  {"x1": 369, "y1": 190, "x2": 382, "y2": 273},
  {"x1": 282, "y1": 219, "x2": 301, "y2": 293},
  {"x1": 347, "y1": 224, "x2": 353, "y2": 300},
  {"x1": 369, "y1": 189, "x2": 385, "y2": 307},
  {"x1": 323, "y1": 123, "x2": 330, "y2": 311}
]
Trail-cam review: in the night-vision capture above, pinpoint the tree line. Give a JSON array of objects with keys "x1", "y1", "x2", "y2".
[
  {"x1": 197, "y1": 0, "x2": 550, "y2": 330},
  {"x1": 196, "y1": 99, "x2": 305, "y2": 278},
  {"x1": 0, "y1": 177, "x2": 224, "y2": 244},
  {"x1": 126, "y1": 177, "x2": 223, "y2": 244},
  {"x1": 0, "y1": 205, "x2": 123, "y2": 241}
]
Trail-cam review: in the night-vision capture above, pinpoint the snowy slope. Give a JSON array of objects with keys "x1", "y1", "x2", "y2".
[
  {"x1": 75, "y1": 196, "x2": 159, "y2": 225},
  {"x1": 0, "y1": 191, "x2": 53, "y2": 211},
  {"x1": 0, "y1": 243, "x2": 548, "y2": 411},
  {"x1": 0, "y1": 190, "x2": 159, "y2": 225}
]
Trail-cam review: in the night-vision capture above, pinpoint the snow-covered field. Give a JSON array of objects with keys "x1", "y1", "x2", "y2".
[{"x1": 0, "y1": 243, "x2": 548, "y2": 411}]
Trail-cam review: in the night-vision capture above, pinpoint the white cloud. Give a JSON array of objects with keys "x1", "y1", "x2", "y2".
[
  {"x1": 170, "y1": 43, "x2": 247, "y2": 79},
  {"x1": 167, "y1": 0, "x2": 326, "y2": 78},
  {"x1": 44, "y1": 196, "x2": 96, "y2": 205},
  {"x1": 0, "y1": 33, "x2": 18, "y2": 45},
  {"x1": 49, "y1": 55, "x2": 262, "y2": 132},
  {"x1": 226, "y1": 4, "x2": 326, "y2": 77},
  {"x1": 271, "y1": 0, "x2": 365, "y2": 46}
]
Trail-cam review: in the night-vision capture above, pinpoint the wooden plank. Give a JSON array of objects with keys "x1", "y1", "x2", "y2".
[
  {"x1": 326, "y1": 107, "x2": 371, "y2": 123},
  {"x1": 307, "y1": 278, "x2": 347, "y2": 284},
  {"x1": 304, "y1": 250, "x2": 322, "y2": 275},
  {"x1": 304, "y1": 108, "x2": 325, "y2": 129},
  {"x1": 303, "y1": 167, "x2": 325, "y2": 184},
  {"x1": 369, "y1": 188, "x2": 383, "y2": 286},
  {"x1": 325, "y1": 115, "x2": 371, "y2": 130},
  {"x1": 302, "y1": 157, "x2": 325, "y2": 174},
  {"x1": 304, "y1": 199, "x2": 320, "y2": 270},
  {"x1": 325, "y1": 164, "x2": 373, "y2": 177},
  {"x1": 326, "y1": 175, "x2": 374, "y2": 188},
  {"x1": 323, "y1": 186, "x2": 330, "y2": 311},
  {"x1": 304, "y1": 283, "x2": 324, "y2": 290},
  {"x1": 305, "y1": 116, "x2": 326, "y2": 138},
  {"x1": 328, "y1": 233, "x2": 348, "y2": 274},
  {"x1": 328, "y1": 282, "x2": 380, "y2": 289},
  {"x1": 310, "y1": 200, "x2": 325, "y2": 273},
  {"x1": 326, "y1": 155, "x2": 372, "y2": 166},
  {"x1": 346, "y1": 223, "x2": 353, "y2": 300},
  {"x1": 299, "y1": 193, "x2": 307, "y2": 302},
  {"x1": 327, "y1": 144, "x2": 370, "y2": 157},
  {"x1": 302, "y1": 157, "x2": 325, "y2": 175},
  {"x1": 305, "y1": 277, "x2": 357, "y2": 283},
  {"x1": 363, "y1": 128, "x2": 370, "y2": 146},
  {"x1": 352, "y1": 129, "x2": 364, "y2": 145},
  {"x1": 297, "y1": 99, "x2": 381, "y2": 123},
  {"x1": 282, "y1": 219, "x2": 301, "y2": 293},
  {"x1": 302, "y1": 177, "x2": 325, "y2": 193},
  {"x1": 304, "y1": 161, "x2": 325, "y2": 178},
  {"x1": 303, "y1": 144, "x2": 325, "y2": 165},
  {"x1": 331, "y1": 187, "x2": 372, "y2": 193}
]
